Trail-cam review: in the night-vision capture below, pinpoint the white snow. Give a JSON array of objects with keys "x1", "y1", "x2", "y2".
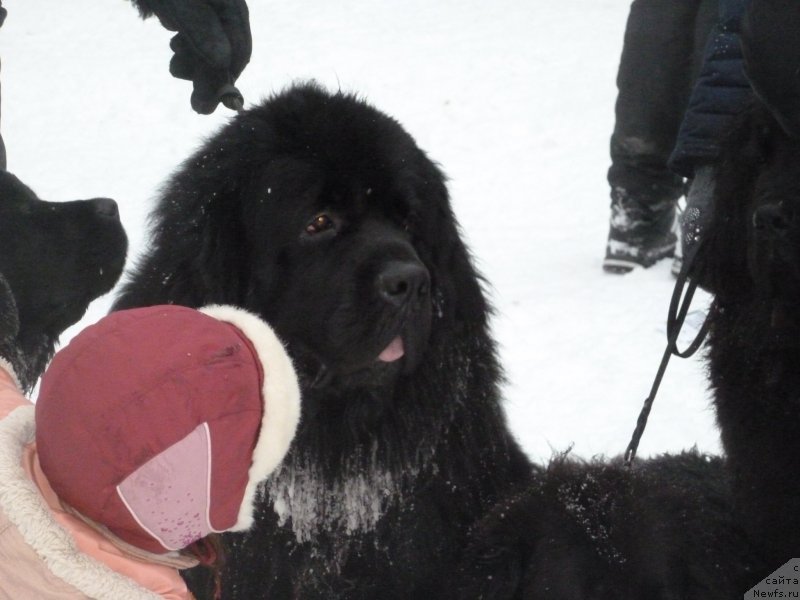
[
  {"x1": 1, "y1": 0, "x2": 719, "y2": 464},
  {"x1": 267, "y1": 458, "x2": 401, "y2": 546}
]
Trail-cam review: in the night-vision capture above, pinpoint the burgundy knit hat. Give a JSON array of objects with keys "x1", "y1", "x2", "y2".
[{"x1": 35, "y1": 305, "x2": 300, "y2": 554}]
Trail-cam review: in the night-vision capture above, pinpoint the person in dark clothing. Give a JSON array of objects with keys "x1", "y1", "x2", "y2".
[
  {"x1": 668, "y1": 0, "x2": 753, "y2": 268},
  {"x1": 671, "y1": 0, "x2": 800, "y2": 270},
  {"x1": 669, "y1": 0, "x2": 753, "y2": 177},
  {"x1": 603, "y1": 0, "x2": 717, "y2": 273}
]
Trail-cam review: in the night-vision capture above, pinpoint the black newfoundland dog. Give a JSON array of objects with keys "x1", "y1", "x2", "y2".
[
  {"x1": 0, "y1": 171, "x2": 127, "y2": 390},
  {"x1": 113, "y1": 83, "x2": 533, "y2": 598},
  {"x1": 460, "y1": 452, "x2": 756, "y2": 599},
  {"x1": 692, "y1": 101, "x2": 800, "y2": 573},
  {"x1": 461, "y1": 102, "x2": 800, "y2": 598}
]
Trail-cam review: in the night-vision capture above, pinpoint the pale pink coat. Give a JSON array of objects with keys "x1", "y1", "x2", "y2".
[{"x1": 0, "y1": 363, "x2": 196, "y2": 600}]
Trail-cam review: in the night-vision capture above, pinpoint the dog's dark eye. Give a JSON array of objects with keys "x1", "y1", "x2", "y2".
[{"x1": 306, "y1": 214, "x2": 335, "y2": 236}]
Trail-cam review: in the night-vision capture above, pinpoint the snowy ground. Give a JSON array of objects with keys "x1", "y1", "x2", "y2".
[{"x1": 2, "y1": 0, "x2": 719, "y2": 463}]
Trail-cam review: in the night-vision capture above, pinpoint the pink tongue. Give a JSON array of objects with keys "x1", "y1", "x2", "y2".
[{"x1": 378, "y1": 336, "x2": 405, "y2": 362}]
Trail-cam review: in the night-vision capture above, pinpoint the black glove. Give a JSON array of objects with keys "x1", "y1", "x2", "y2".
[
  {"x1": 132, "y1": 0, "x2": 252, "y2": 114},
  {"x1": 0, "y1": 273, "x2": 26, "y2": 389}
]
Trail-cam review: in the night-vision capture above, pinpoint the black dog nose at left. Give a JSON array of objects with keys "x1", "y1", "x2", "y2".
[
  {"x1": 377, "y1": 261, "x2": 430, "y2": 307},
  {"x1": 753, "y1": 202, "x2": 793, "y2": 235},
  {"x1": 90, "y1": 197, "x2": 120, "y2": 219}
]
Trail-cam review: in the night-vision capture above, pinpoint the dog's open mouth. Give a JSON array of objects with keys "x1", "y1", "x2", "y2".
[{"x1": 377, "y1": 336, "x2": 404, "y2": 363}]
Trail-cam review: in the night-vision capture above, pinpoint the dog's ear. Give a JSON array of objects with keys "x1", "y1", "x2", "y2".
[
  {"x1": 114, "y1": 143, "x2": 251, "y2": 311},
  {"x1": 411, "y1": 158, "x2": 492, "y2": 333}
]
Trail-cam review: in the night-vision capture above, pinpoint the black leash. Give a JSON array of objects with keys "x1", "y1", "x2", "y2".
[{"x1": 623, "y1": 240, "x2": 714, "y2": 467}]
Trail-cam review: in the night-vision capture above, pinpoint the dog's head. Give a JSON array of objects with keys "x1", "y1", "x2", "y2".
[
  {"x1": 240, "y1": 157, "x2": 435, "y2": 388},
  {"x1": 0, "y1": 171, "x2": 128, "y2": 388},
  {"x1": 115, "y1": 84, "x2": 491, "y2": 396},
  {"x1": 112, "y1": 84, "x2": 503, "y2": 510},
  {"x1": 695, "y1": 103, "x2": 800, "y2": 309}
]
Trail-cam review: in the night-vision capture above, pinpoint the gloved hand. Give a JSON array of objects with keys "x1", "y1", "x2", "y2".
[
  {"x1": 0, "y1": 273, "x2": 26, "y2": 388},
  {"x1": 132, "y1": 0, "x2": 252, "y2": 114}
]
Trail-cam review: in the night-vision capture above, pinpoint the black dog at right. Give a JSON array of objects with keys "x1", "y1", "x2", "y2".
[
  {"x1": 693, "y1": 101, "x2": 800, "y2": 572},
  {"x1": 462, "y1": 102, "x2": 800, "y2": 598},
  {"x1": 460, "y1": 453, "x2": 758, "y2": 599}
]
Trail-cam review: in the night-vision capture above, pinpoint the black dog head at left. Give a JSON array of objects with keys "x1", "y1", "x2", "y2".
[{"x1": 0, "y1": 171, "x2": 128, "y2": 390}]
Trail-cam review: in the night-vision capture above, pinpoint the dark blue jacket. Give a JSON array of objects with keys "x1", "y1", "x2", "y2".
[{"x1": 669, "y1": 0, "x2": 753, "y2": 177}]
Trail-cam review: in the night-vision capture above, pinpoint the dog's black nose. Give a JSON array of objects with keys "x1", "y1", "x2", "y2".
[
  {"x1": 753, "y1": 202, "x2": 792, "y2": 235},
  {"x1": 90, "y1": 197, "x2": 119, "y2": 219},
  {"x1": 377, "y1": 261, "x2": 430, "y2": 306}
]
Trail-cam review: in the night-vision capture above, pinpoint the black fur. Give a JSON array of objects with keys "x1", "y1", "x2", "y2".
[
  {"x1": 459, "y1": 452, "x2": 756, "y2": 599},
  {"x1": 113, "y1": 83, "x2": 532, "y2": 598},
  {"x1": 460, "y1": 102, "x2": 800, "y2": 599},
  {"x1": 695, "y1": 101, "x2": 800, "y2": 571},
  {"x1": 0, "y1": 171, "x2": 127, "y2": 390}
]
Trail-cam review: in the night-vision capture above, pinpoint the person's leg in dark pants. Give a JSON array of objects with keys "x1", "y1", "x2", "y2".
[{"x1": 604, "y1": 0, "x2": 716, "y2": 273}]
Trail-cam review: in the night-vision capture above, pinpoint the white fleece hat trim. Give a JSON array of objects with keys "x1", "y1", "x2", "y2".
[
  {"x1": 0, "y1": 406, "x2": 161, "y2": 600},
  {"x1": 199, "y1": 304, "x2": 301, "y2": 531}
]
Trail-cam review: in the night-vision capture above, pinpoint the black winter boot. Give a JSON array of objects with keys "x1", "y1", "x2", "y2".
[{"x1": 603, "y1": 188, "x2": 677, "y2": 273}]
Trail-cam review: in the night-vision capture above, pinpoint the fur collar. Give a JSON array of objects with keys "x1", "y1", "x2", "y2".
[
  {"x1": 199, "y1": 304, "x2": 302, "y2": 531},
  {"x1": 0, "y1": 406, "x2": 161, "y2": 600}
]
